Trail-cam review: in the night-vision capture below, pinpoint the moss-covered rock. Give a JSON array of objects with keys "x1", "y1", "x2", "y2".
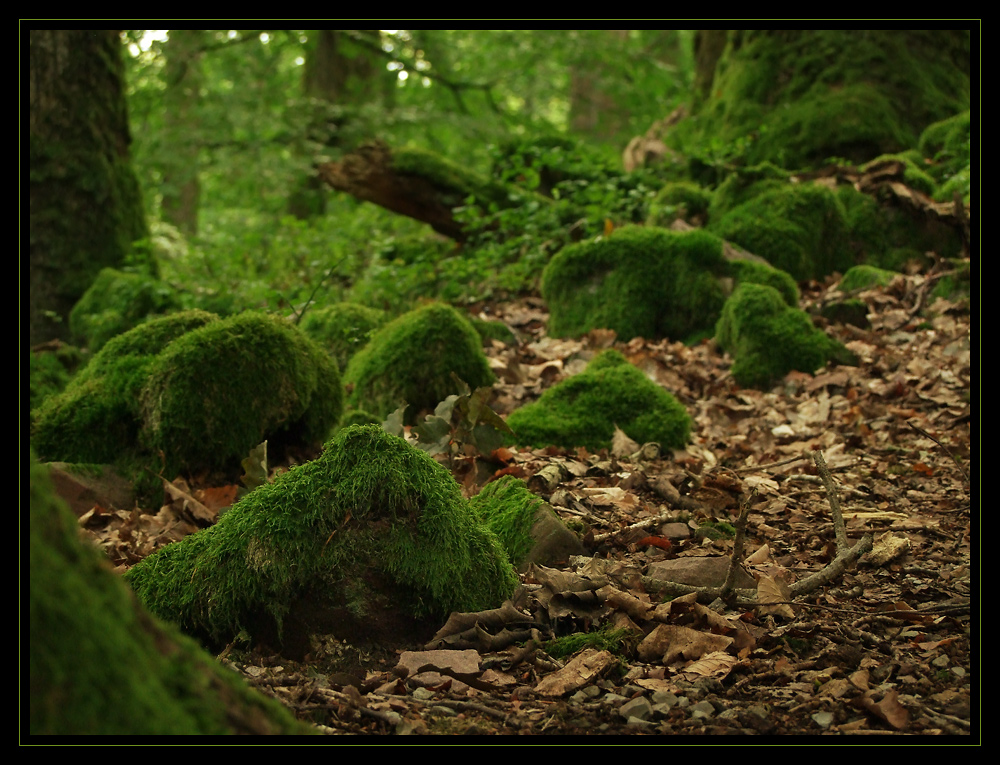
[
  {"x1": 715, "y1": 283, "x2": 856, "y2": 389},
  {"x1": 839, "y1": 264, "x2": 898, "y2": 293},
  {"x1": 299, "y1": 302, "x2": 386, "y2": 372},
  {"x1": 709, "y1": 182, "x2": 853, "y2": 281},
  {"x1": 123, "y1": 425, "x2": 519, "y2": 649},
  {"x1": 344, "y1": 302, "x2": 495, "y2": 423},
  {"x1": 646, "y1": 181, "x2": 713, "y2": 227},
  {"x1": 505, "y1": 349, "x2": 691, "y2": 451},
  {"x1": 69, "y1": 267, "x2": 182, "y2": 352},
  {"x1": 28, "y1": 342, "x2": 85, "y2": 414},
  {"x1": 542, "y1": 226, "x2": 731, "y2": 342},
  {"x1": 29, "y1": 451, "x2": 310, "y2": 735},
  {"x1": 31, "y1": 310, "x2": 220, "y2": 466},
  {"x1": 141, "y1": 311, "x2": 343, "y2": 476},
  {"x1": 919, "y1": 109, "x2": 971, "y2": 199}
]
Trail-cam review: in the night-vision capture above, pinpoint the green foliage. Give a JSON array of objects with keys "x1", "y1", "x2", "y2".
[
  {"x1": 715, "y1": 283, "x2": 856, "y2": 389},
  {"x1": 28, "y1": 344, "x2": 85, "y2": 413},
  {"x1": 29, "y1": 451, "x2": 308, "y2": 735},
  {"x1": 123, "y1": 425, "x2": 519, "y2": 644},
  {"x1": 345, "y1": 302, "x2": 495, "y2": 423},
  {"x1": 646, "y1": 181, "x2": 713, "y2": 227},
  {"x1": 542, "y1": 225, "x2": 730, "y2": 342},
  {"x1": 384, "y1": 375, "x2": 514, "y2": 462},
  {"x1": 299, "y1": 301, "x2": 386, "y2": 371},
  {"x1": 505, "y1": 349, "x2": 692, "y2": 452},
  {"x1": 140, "y1": 311, "x2": 344, "y2": 476},
  {"x1": 69, "y1": 267, "x2": 182, "y2": 352}
]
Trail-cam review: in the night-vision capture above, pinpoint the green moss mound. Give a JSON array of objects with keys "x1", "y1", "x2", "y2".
[
  {"x1": 715, "y1": 283, "x2": 856, "y2": 389},
  {"x1": 919, "y1": 109, "x2": 971, "y2": 202},
  {"x1": 344, "y1": 302, "x2": 495, "y2": 423},
  {"x1": 299, "y1": 302, "x2": 386, "y2": 372},
  {"x1": 31, "y1": 310, "x2": 221, "y2": 466},
  {"x1": 646, "y1": 181, "x2": 713, "y2": 227},
  {"x1": 123, "y1": 425, "x2": 519, "y2": 647},
  {"x1": 29, "y1": 451, "x2": 309, "y2": 735},
  {"x1": 141, "y1": 311, "x2": 343, "y2": 476},
  {"x1": 542, "y1": 226, "x2": 730, "y2": 342},
  {"x1": 709, "y1": 183, "x2": 853, "y2": 281},
  {"x1": 69, "y1": 267, "x2": 181, "y2": 352},
  {"x1": 839, "y1": 265, "x2": 898, "y2": 293},
  {"x1": 470, "y1": 475, "x2": 545, "y2": 568},
  {"x1": 505, "y1": 349, "x2": 692, "y2": 451}
]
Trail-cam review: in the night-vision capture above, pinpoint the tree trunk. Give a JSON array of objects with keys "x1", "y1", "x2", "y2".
[
  {"x1": 160, "y1": 30, "x2": 204, "y2": 237},
  {"x1": 29, "y1": 30, "x2": 150, "y2": 346}
]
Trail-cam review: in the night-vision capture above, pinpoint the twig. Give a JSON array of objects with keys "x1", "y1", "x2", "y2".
[{"x1": 906, "y1": 420, "x2": 970, "y2": 484}]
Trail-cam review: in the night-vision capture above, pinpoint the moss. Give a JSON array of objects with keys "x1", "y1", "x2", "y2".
[
  {"x1": 31, "y1": 310, "x2": 220, "y2": 466},
  {"x1": 646, "y1": 181, "x2": 713, "y2": 227},
  {"x1": 542, "y1": 226, "x2": 730, "y2": 342},
  {"x1": 862, "y1": 153, "x2": 938, "y2": 196},
  {"x1": 919, "y1": 110, "x2": 971, "y2": 189},
  {"x1": 29, "y1": 451, "x2": 310, "y2": 735},
  {"x1": 69, "y1": 267, "x2": 182, "y2": 352},
  {"x1": 709, "y1": 182, "x2": 853, "y2": 281},
  {"x1": 392, "y1": 145, "x2": 515, "y2": 210},
  {"x1": 470, "y1": 317, "x2": 518, "y2": 346},
  {"x1": 123, "y1": 425, "x2": 519, "y2": 646},
  {"x1": 727, "y1": 259, "x2": 800, "y2": 306},
  {"x1": 505, "y1": 349, "x2": 691, "y2": 451},
  {"x1": 299, "y1": 302, "x2": 386, "y2": 372},
  {"x1": 28, "y1": 343, "x2": 85, "y2": 413},
  {"x1": 469, "y1": 475, "x2": 545, "y2": 568},
  {"x1": 839, "y1": 265, "x2": 898, "y2": 292},
  {"x1": 715, "y1": 283, "x2": 856, "y2": 389},
  {"x1": 344, "y1": 302, "x2": 495, "y2": 424},
  {"x1": 672, "y1": 30, "x2": 969, "y2": 172},
  {"x1": 141, "y1": 311, "x2": 343, "y2": 476}
]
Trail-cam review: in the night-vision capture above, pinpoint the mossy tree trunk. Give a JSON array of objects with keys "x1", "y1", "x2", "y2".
[
  {"x1": 28, "y1": 452, "x2": 310, "y2": 735},
  {"x1": 29, "y1": 30, "x2": 150, "y2": 346}
]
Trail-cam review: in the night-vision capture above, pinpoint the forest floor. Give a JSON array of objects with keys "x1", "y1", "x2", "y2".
[{"x1": 84, "y1": 269, "x2": 974, "y2": 739}]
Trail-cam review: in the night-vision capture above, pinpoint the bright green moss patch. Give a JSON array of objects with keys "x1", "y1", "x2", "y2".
[
  {"x1": 141, "y1": 311, "x2": 343, "y2": 476},
  {"x1": 716, "y1": 283, "x2": 856, "y2": 389},
  {"x1": 709, "y1": 183, "x2": 853, "y2": 281},
  {"x1": 344, "y1": 302, "x2": 495, "y2": 423},
  {"x1": 299, "y1": 301, "x2": 386, "y2": 372},
  {"x1": 470, "y1": 475, "x2": 545, "y2": 568},
  {"x1": 505, "y1": 349, "x2": 691, "y2": 451},
  {"x1": 31, "y1": 310, "x2": 220, "y2": 466},
  {"x1": 123, "y1": 425, "x2": 519, "y2": 647},
  {"x1": 29, "y1": 451, "x2": 309, "y2": 735},
  {"x1": 839, "y1": 265, "x2": 898, "y2": 293},
  {"x1": 542, "y1": 226, "x2": 730, "y2": 342},
  {"x1": 646, "y1": 181, "x2": 712, "y2": 227},
  {"x1": 69, "y1": 267, "x2": 181, "y2": 352}
]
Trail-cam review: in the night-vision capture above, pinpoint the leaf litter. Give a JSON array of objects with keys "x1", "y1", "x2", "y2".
[{"x1": 76, "y1": 269, "x2": 972, "y2": 736}]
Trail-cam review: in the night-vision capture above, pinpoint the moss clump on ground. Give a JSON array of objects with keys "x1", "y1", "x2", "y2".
[
  {"x1": 123, "y1": 426, "x2": 519, "y2": 648},
  {"x1": 31, "y1": 310, "x2": 220, "y2": 466},
  {"x1": 646, "y1": 181, "x2": 713, "y2": 228},
  {"x1": 469, "y1": 475, "x2": 545, "y2": 568},
  {"x1": 709, "y1": 183, "x2": 853, "y2": 281},
  {"x1": 839, "y1": 265, "x2": 898, "y2": 293},
  {"x1": 918, "y1": 110, "x2": 971, "y2": 204},
  {"x1": 299, "y1": 302, "x2": 386, "y2": 372},
  {"x1": 542, "y1": 226, "x2": 731, "y2": 343},
  {"x1": 505, "y1": 349, "x2": 691, "y2": 452},
  {"x1": 344, "y1": 302, "x2": 495, "y2": 423},
  {"x1": 31, "y1": 310, "x2": 342, "y2": 482},
  {"x1": 28, "y1": 342, "x2": 85, "y2": 414},
  {"x1": 68, "y1": 267, "x2": 182, "y2": 352},
  {"x1": 141, "y1": 311, "x2": 343, "y2": 476},
  {"x1": 716, "y1": 283, "x2": 857, "y2": 389},
  {"x1": 29, "y1": 451, "x2": 310, "y2": 735}
]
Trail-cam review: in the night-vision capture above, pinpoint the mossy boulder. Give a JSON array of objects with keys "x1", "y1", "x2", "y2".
[
  {"x1": 31, "y1": 310, "x2": 343, "y2": 481},
  {"x1": 839, "y1": 265, "x2": 898, "y2": 293},
  {"x1": 31, "y1": 310, "x2": 220, "y2": 466},
  {"x1": 29, "y1": 451, "x2": 310, "y2": 735},
  {"x1": 716, "y1": 283, "x2": 856, "y2": 389},
  {"x1": 541, "y1": 225, "x2": 797, "y2": 343},
  {"x1": 709, "y1": 182, "x2": 853, "y2": 281},
  {"x1": 28, "y1": 342, "x2": 85, "y2": 414},
  {"x1": 123, "y1": 425, "x2": 519, "y2": 650},
  {"x1": 344, "y1": 302, "x2": 495, "y2": 423},
  {"x1": 646, "y1": 181, "x2": 713, "y2": 227},
  {"x1": 140, "y1": 311, "x2": 343, "y2": 476},
  {"x1": 505, "y1": 349, "x2": 691, "y2": 452},
  {"x1": 69, "y1": 267, "x2": 182, "y2": 352},
  {"x1": 299, "y1": 301, "x2": 386, "y2": 372},
  {"x1": 919, "y1": 109, "x2": 971, "y2": 203},
  {"x1": 542, "y1": 226, "x2": 730, "y2": 343}
]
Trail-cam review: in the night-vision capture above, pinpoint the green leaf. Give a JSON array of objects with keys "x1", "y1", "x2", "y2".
[{"x1": 240, "y1": 441, "x2": 268, "y2": 491}]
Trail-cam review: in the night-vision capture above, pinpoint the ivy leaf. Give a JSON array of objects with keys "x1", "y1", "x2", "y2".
[{"x1": 383, "y1": 405, "x2": 408, "y2": 437}]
